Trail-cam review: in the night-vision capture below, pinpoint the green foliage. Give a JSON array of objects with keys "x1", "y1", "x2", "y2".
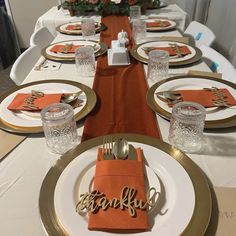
[{"x1": 60, "y1": 0, "x2": 160, "y2": 16}]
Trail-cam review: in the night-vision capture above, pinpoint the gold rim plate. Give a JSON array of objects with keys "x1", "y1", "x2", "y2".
[
  {"x1": 56, "y1": 22, "x2": 107, "y2": 35},
  {"x1": 0, "y1": 80, "x2": 97, "y2": 133},
  {"x1": 147, "y1": 75, "x2": 236, "y2": 129},
  {"x1": 130, "y1": 41, "x2": 202, "y2": 67},
  {"x1": 42, "y1": 40, "x2": 107, "y2": 62},
  {"x1": 146, "y1": 19, "x2": 177, "y2": 32},
  {"x1": 39, "y1": 134, "x2": 211, "y2": 236}
]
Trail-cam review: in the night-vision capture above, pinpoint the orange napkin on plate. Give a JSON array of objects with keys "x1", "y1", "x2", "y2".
[
  {"x1": 49, "y1": 44, "x2": 82, "y2": 53},
  {"x1": 146, "y1": 21, "x2": 171, "y2": 28},
  {"x1": 7, "y1": 93, "x2": 62, "y2": 111},
  {"x1": 66, "y1": 24, "x2": 81, "y2": 30},
  {"x1": 144, "y1": 46, "x2": 191, "y2": 56},
  {"x1": 168, "y1": 88, "x2": 236, "y2": 108},
  {"x1": 88, "y1": 148, "x2": 149, "y2": 232}
]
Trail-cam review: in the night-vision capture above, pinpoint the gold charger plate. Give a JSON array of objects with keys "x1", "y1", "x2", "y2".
[
  {"x1": 42, "y1": 40, "x2": 107, "y2": 62},
  {"x1": 0, "y1": 80, "x2": 97, "y2": 133},
  {"x1": 39, "y1": 134, "x2": 211, "y2": 236},
  {"x1": 56, "y1": 22, "x2": 107, "y2": 35},
  {"x1": 146, "y1": 19, "x2": 176, "y2": 32},
  {"x1": 130, "y1": 41, "x2": 202, "y2": 67},
  {"x1": 147, "y1": 75, "x2": 236, "y2": 129}
]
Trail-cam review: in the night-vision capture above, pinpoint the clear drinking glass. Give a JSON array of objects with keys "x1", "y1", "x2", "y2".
[
  {"x1": 147, "y1": 50, "x2": 169, "y2": 83},
  {"x1": 168, "y1": 102, "x2": 206, "y2": 153},
  {"x1": 41, "y1": 103, "x2": 79, "y2": 154},
  {"x1": 75, "y1": 46, "x2": 95, "y2": 77},
  {"x1": 81, "y1": 18, "x2": 96, "y2": 40},
  {"x1": 132, "y1": 19, "x2": 146, "y2": 43},
  {"x1": 129, "y1": 5, "x2": 141, "y2": 21}
]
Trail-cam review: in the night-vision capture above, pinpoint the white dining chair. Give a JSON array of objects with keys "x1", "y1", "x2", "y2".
[
  {"x1": 200, "y1": 45, "x2": 236, "y2": 83},
  {"x1": 30, "y1": 26, "x2": 54, "y2": 49},
  {"x1": 10, "y1": 45, "x2": 41, "y2": 85},
  {"x1": 184, "y1": 21, "x2": 216, "y2": 47}
]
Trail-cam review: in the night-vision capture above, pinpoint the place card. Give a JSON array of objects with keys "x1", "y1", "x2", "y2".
[
  {"x1": 188, "y1": 70, "x2": 222, "y2": 79},
  {"x1": 161, "y1": 36, "x2": 190, "y2": 45},
  {"x1": 0, "y1": 130, "x2": 26, "y2": 161},
  {"x1": 205, "y1": 186, "x2": 236, "y2": 236}
]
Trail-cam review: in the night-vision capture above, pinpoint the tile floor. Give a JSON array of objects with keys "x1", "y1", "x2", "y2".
[{"x1": 0, "y1": 66, "x2": 17, "y2": 96}]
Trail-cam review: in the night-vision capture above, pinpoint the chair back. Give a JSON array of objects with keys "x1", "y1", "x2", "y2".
[
  {"x1": 10, "y1": 45, "x2": 41, "y2": 85},
  {"x1": 30, "y1": 27, "x2": 54, "y2": 49},
  {"x1": 184, "y1": 21, "x2": 216, "y2": 47},
  {"x1": 200, "y1": 45, "x2": 236, "y2": 83}
]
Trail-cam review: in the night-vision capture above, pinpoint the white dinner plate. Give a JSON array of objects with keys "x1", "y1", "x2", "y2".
[
  {"x1": 0, "y1": 83, "x2": 86, "y2": 127},
  {"x1": 136, "y1": 41, "x2": 196, "y2": 63},
  {"x1": 145, "y1": 19, "x2": 176, "y2": 31},
  {"x1": 154, "y1": 77, "x2": 236, "y2": 121},
  {"x1": 44, "y1": 40, "x2": 101, "y2": 60},
  {"x1": 58, "y1": 21, "x2": 101, "y2": 35},
  {"x1": 54, "y1": 142, "x2": 195, "y2": 236}
]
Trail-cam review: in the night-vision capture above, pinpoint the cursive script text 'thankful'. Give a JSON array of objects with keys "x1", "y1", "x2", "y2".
[{"x1": 75, "y1": 186, "x2": 160, "y2": 217}]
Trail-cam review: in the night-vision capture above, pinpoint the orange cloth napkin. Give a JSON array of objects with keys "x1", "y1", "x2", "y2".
[
  {"x1": 7, "y1": 93, "x2": 62, "y2": 111},
  {"x1": 168, "y1": 89, "x2": 236, "y2": 108},
  {"x1": 146, "y1": 21, "x2": 171, "y2": 28},
  {"x1": 49, "y1": 44, "x2": 82, "y2": 53},
  {"x1": 144, "y1": 46, "x2": 191, "y2": 56},
  {"x1": 66, "y1": 24, "x2": 81, "y2": 30},
  {"x1": 88, "y1": 147, "x2": 149, "y2": 232}
]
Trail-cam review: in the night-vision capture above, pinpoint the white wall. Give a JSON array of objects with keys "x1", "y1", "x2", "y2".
[
  {"x1": 6, "y1": 0, "x2": 57, "y2": 48},
  {"x1": 206, "y1": 0, "x2": 236, "y2": 59}
]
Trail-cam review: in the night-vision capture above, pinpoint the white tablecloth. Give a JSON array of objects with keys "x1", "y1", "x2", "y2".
[
  {"x1": 1, "y1": 9, "x2": 236, "y2": 236},
  {"x1": 35, "y1": 4, "x2": 187, "y2": 36}
]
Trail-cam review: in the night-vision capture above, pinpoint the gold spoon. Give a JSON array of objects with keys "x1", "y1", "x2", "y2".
[{"x1": 61, "y1": 91, "x2": 83, "y2": 104}]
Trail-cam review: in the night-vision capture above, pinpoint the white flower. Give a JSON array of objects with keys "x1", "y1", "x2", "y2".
[{"x1": 111, "y1": 0, "x2": 122, "y2": 4}]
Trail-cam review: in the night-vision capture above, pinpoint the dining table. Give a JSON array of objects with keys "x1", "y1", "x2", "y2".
[
  {"x1": 34, "y1": 4, "x2": 188, "y2": 36},
  {"x1": 1, "y1": 4, "x2": 236, "y2": 236}
]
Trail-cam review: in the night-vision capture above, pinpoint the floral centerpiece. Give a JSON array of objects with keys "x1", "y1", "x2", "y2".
[{"x1": 59, "y1": 0, "x2": 160, "y2": 16}]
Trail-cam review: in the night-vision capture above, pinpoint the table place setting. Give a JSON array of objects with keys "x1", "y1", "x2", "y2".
[
  {"x1": 39, "y1": 134, "x2": 211, "y2": 236},
  {"x1": 145, "y1": 19, "x2": 176, "y2": 32},
  {"x1": 42, "y1": 40, "x2": 107, "y2": 61},
  {"x1": 147, "y1": 75, "x2": 236, "y2": 129},
  {"x1": 0, "y1": 80, "x2": 96, "y2": 133},
  {"x1": 56, "y1": 20, "x2": 107, "y2": 35},
  {"x1": 130, "y1": 40, "x2": 202, "y2": 66}
]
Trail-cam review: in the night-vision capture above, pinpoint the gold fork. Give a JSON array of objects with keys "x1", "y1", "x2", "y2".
[{"x1": 102, "y1": 136, "x2": 114, "y2": 160}]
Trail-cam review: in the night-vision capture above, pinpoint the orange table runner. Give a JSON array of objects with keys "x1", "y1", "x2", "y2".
[{"x1": 81, "y1": 16, "x2": 160, "y2": 141}]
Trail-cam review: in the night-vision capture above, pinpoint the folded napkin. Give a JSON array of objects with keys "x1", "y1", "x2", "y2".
[
  {"x1": 167, "y1": 88, "x2": 236, "y2": 108},
  {"x1": 50, "y1": 44, "x2": 82, "y2": 53},
  {"x1": 7, "y1": 92, "x2": 62, "y2": 111},
  {"x1": 66, "y1": 24, "x2": 81, "y2": 30},
  {"x1": 88, "y1": 148, "x2": 149, "y2": 232},
  {"x1": 146, "y1": 21, "x2": 171, "y2": 28},
  {"x1": 144, "y1": 45, "x2": 191, "y2": 57}
]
